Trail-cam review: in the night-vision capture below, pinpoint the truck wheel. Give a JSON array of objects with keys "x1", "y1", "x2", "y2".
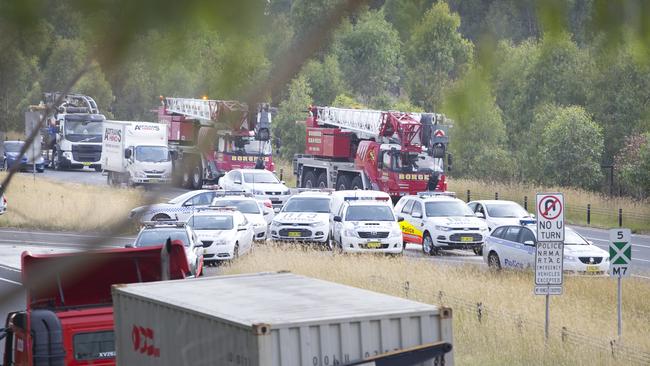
[
  {"x1": 316, "y1": 172, "x2": 328, "y2": 188},
  {"x1": 53, "y1": 151, "x2": 61, "y2": 171},
  {"x1": 181, "y1": 168, "x2": 192, "y2": 189},
  {"x1": 191, "y1": 165, "x2": 203, "y2": 190},
  {"x1": 336, "y1": 175, "x2": 350, "y2": 191},
  {"x1": 302, "y1": 171, "x2": 317, "y2": 188},
  {"x1": 351, "y1": 176, "x2": 363, "y2": 190}
]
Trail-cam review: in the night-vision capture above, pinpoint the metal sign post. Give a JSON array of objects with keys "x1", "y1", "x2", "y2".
[
  {"x1": 609, "y1": 228, "x2": 631, "y2": 339},
  {"x1": 25, "y1": 111, "x2": 43, "y2": 181},
  {"x1": 535, "y1": 193, "x2": 565, "y2": 340}
]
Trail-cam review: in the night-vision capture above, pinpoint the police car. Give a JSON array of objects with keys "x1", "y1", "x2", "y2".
[
  {"x1": 395, "y1": 192, "x2": 489, "y2": 255},
  {"x1": 211, "y1": 191, "x2": 270, "y2": 241},
  {"x1": 187, "y1": 208, "x2": 254, "y2": 265},
  {"x1": 331, "y1": 195, "x2": 403, "y2": 254},
  {"x1": 269, "y1": 190, "x2": 332, "y2": 244},
  {"x1": 128, "y1": 190, "x2": 218, "y2": 223},
  {"x1": 484, "y1": 220, "x2": 610, "y2": 275}
]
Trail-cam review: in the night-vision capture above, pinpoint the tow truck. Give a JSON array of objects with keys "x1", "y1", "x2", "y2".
[{"x1": 293, "y1": 106, "x2": 452, "y2": 201}]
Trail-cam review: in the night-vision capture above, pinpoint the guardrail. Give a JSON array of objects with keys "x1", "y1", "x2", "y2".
[{"x1": 463, "y1": 190, "x2": 650, "y2": 230}]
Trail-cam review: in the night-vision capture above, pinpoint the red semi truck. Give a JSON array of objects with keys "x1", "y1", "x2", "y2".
[
  {"x1": 2, "y1": 243, "x2": 190, "y2": 366},
  {"x1": 293, "y1": 106, "x2": 452, "y2": 200},
  {"x1": 158, "y1": 97, "x2": 274, "y2": 189}
]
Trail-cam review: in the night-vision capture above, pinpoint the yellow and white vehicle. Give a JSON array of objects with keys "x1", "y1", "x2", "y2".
[{"x1": 395, "y1": 192, "x2": 489, "y2": 255}]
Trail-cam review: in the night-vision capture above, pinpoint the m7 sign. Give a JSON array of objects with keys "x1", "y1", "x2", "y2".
[{"x1": 536, "y1": 193, "x2": 564, "y2": 242}]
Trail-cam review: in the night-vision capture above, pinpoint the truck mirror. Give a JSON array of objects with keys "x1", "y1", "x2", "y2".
[{"x1": 124, "y1": 149, "x2": 132, "y2": 159}]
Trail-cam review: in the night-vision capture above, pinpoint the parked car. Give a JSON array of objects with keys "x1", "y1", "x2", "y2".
[
  {"x1": 128, "y1": 189, "x2": 218, "y2": 222},
  {"x1": 269, "y1": 190, "x2": 333, "y2": 244},
  {"x1": 218, "y1": 169, "x2": 291, "y2": 212},
  {"x1": 484, "y1": 220, "x2": 609, "y2": 275},
  {"x1": 211, "y1": 191, "x2": 270, "y2": 241},
  {"x1": 2, "y1": 140, "x2": 45, "y2": 172},
  {"x1": 395, "y1": 192, "x2": 489, "y2": 256},
  {"x1": 467, "y1": 200, "x2": 533, "y2": 231},
  {"x1": 130, "y1": 222, "x2": 204, "y2": 277},
  {"x1": 331, "y1": 195, "x2": 403, "y2": 254},
  {"x1": 187, "y1": 208, "x2": 254, "y2": 264}
]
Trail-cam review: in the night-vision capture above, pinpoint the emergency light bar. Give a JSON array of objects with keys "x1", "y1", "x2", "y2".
[
  {"x1": 296, "y1": 188, "x2": 335, "y2": 193},
  {"x1": 142, "y1": 220, "x2": 185, "y2": 228},
  {"x1": 417, "y1": 191, "x2": 456, "y2": 198},
  {"x1": 213, "y1": 190, "x2": 253, "y2": 197},
  {"x1": 343, "y1": 196, "x2": 390, "y2": 201},
  {"x1": 198, "y1": 205, "x2": 238, "y2": 212},
  {"x1": 519, "y1": 219, "x2": 536, "y2": 225}
]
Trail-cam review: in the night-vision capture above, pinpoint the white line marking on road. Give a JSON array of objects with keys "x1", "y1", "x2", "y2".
[
  {"x1": 632, "y1": 274, "x2": 650, "y2": 280},
  {"x1": 0, "y1": 277, "x2": 21, "y2": 285},
  {"x1": 0, "y1": 264, "x2": 20, "y2": 272},
  {"x1": 0, "y1": 229, "x2": 134, "y2": 241},
  {"x1": 585, "y1": 236, "x2": 650, "y2": 249}
]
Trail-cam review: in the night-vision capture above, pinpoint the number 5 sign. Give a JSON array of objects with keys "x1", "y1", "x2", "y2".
[{"x1": 609, "y1": 228, "x2": 631, "y2": 277}]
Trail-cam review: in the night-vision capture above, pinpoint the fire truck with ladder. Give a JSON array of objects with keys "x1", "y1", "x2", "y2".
[
  {"x1": 157, "y1": 97, "x2": 273, "y2": 189},
  {"x1": 293, "y1": 106, "x2": 452, "y2": 200}
]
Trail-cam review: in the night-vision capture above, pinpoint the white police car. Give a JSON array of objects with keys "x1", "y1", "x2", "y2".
[
  {"x1": 331, "y1": 195, "x2": 403, "y2": 254},
  {"x1": 187, "y1": 208, "x2": 254, "y2": 265},
  {"x1": 484, "y1": 220, "x2": 610, "y2": 275},
  {"x1": 269, "y1": 190, "x2": 332, "y2": 244},
  {"x1": 211, "y1": 191, "x2": 270, "y2": 241},
  {"x1": 395, "y1": 192, "x2": 489, "y2": 256},
  {"x1": 129, "y1": 190, "x2": 217, "y2": 223},
  {"x1": 467, "y1": 200, "x2": 534, "y2": 231}
]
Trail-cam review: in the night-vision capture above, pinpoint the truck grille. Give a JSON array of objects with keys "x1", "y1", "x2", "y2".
[
  {"x1": 278, "y1": 229, "x2": 312, "y2": 237},
  {"x1": 449, "y1": 233, "x2": 482, "y2": 242},
  {"x1": 579, "y1": 257, "x2": 603, "y2": 264},
  {"x1": 71, "y1": 145, "x2": 101, "y2": 162},
  {"x1": 358, "y1": 231, "x2": 389, "y2": 239}
]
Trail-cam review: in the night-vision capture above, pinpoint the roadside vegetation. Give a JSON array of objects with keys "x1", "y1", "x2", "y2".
[
  {"x1": 223, "y1": 244, "x2": 650, "y2": 365},
  {"x1": 0, "y1": 173, "x2": 145, "y2": 232}
]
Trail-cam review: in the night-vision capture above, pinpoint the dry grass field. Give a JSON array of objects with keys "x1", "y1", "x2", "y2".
[
  {"x1": 223, "y1": 245, "x2": 650, "y2": 365},
  {"x1": 0, "y1": 172, "x2": 146, "y2": 232}
]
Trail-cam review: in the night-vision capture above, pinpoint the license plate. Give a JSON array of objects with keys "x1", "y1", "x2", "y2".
[
  {"x1": 82, "y1": 162, "x2": 92, "y2": 166},
  {"x1": 460, "y1": 236, "x2": 473, "y2": 242},
  {"x1": 366, "y1": 241, "x2": 381, "y2": 248},
  {"x1": 149, "y1": 179, "x2": 159, "y2": 183},
  {"x1": 287, "y1": 231, "x2": 301, "y2": 237},
  {"x1": 586, "y1": 265, "x2": 600, "y2": 273}
]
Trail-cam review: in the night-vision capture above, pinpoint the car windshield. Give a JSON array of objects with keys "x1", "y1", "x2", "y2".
[
  {"x1": 4, "y1": 142, "x2": 23, "y2": 153},
  {"x1": 168, "y1": 191, "x2": 203, "y2": 205},
  {"x1": 346, "y1": 205, "x2": 395, "y2": 221},
  {"x1": 563, "y1": 229, "x2": 589, "y2": 245},
  {"x1": 135, "y1": 228, "x2": 189, "y2": 247},
  {"x1": 189, "y1": 215, "x2": 233, "y2": 230},
  {"x1": 64, "y1": 121, "x2": 103, "y2": 142},
  {"x1": 486, "y1": 202, "x2": 529, "y2": 218},
  {"x1": 135, "y1": 146, "x2": 169, "y2": 163},
  {"x1": 283, "y1": 198, "x2": 330, "y2": 213},
  {"x1": 212, "y1": 199, "x2": 260, "y2": 214},
  {"x1": 242, "y1": 138, "x2": 271, "y2": 155},
  {"x1": 243, "y1": 171, "x2": 278, "y2": 184},
  {"x1": 425, "y1": 201, "x2": 475, "y2": 217}
]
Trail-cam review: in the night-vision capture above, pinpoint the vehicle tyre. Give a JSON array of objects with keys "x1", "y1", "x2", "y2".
[
  {"x1": 53, "y1": 151, "x2": 61, "y2": 171},
  {"x1": 94, "y1": 166, "x2": 102, "y2": 172},
  {"x1": 151, "y1": 213, "x2": 171, "y2": 221},
  {"x1": 326, "y1": 234, "x2": 334, "y2": 251},
  {"x1": 233, "y1": 243, "x2": 240, "y2": 260},
  {"x1": 302, "y1": 171, "x2": 317, "y2": 188},
  {"x1": 191, "y1": 164, "x2": 203, "y2": 190},
  {"x1": 422, "y1": 233, "x2": 433, "y2": 256},
  {"x1": 181, "y1": 164, "x2": 192, "y2": 189},
  {"x1": 316, "y1": 172, "x2": 328, "y2": 189},
  {"x1": 2, "y1": 159, "x2": 7, "y2": 171},
  {"x1": 350, "y1": 176, "x2": 363, "y2": 190},
  {"x1": 473, "y1": 246, "x2": 483, "y2": 256},
  {"x1": 336, "y1": 175, "x2": 350, "y2": 191},
  {"x1": 488, "y1": 252, "x2": 501, "y2": 270}
]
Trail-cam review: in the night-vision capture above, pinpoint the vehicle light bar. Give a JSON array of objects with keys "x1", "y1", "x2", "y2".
[
  {"x1": 296, "y1": 188, "x2": 334, "y2": 194},
  {"x1": 214, "y1": 190, "x2": 253, "y2": 197},
  {"x1": 199, "y1": 206, "x2": 238, "y2": 211},
  {"x1": 519, "y1": 219, "x2": 536, "y2": 225},
  {"x1": 142, "y1": 220, "x2": 185, "y2": 228},
  {"x1": 417, "y1": 191, "x2": 456, "y2": 198},
  {"x1": 343, "y1": 196, "x2": 390, "y2": 201}
]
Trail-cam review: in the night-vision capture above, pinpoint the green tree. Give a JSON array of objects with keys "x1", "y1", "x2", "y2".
[
  {"x1": 383, "y1": 0, "x2": 434, "y2": 40},
  {"x1": 404, "y1": 2, "x2": 473, "y2": 111},
  {"x1": 614, "y1": 133, "x2": 650, "y2": 198},
  {"x1": 301, "y1": 55, "x2": 345, "y2": 106},
  {"x1": 41, "y1": 37, "x2": 88, "y2": 93},
  {"x1": 111, "y1": 60, "x2": 154, "y2": 120},
  {"x1": 334, "y1": 10, "x2": 400, "y2": 101},
  {"x1": 332, "y1": 94, "x2": 365, "y2": 109},
  {"x1": 442, "y1": 68, "x2": 514, "y2": 180},
  {"x1": 534, "y1": 104, "x2": 604, "y2": 188},
  {"x1": 273, "y1": 76, "x2": 312, "y2": 159}
]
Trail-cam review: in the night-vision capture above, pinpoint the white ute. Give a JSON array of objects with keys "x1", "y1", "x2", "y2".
[
  {"x1": 187, "y1": 208, "x2": 254, "y2": 264},
  {"x1": 269, "y1": 190, "x2": 333, "y2": 244},
  {"x1": 331, "y1": 194, "x2": 403, "y2": 254}
]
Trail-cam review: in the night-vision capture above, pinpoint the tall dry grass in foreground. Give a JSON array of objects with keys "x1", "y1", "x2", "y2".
[
  {"x1": 223, "y1": 245, "x2": 650, "y2": 365},
  {"x1": 449, "y1": 178, "x2": 650, "y2": 232},
  {"x1": 0, "y1": 173, "x2": 146, "y2": 232}
]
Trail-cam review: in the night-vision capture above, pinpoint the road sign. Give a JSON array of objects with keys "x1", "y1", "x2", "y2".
[
  {"x1": 24, "y1": 111, "x2": 43, "y2": 163},
  {"x1": 536, "y1": 193, "x2": 564, "y2": 242},
  {"x1": 609, "y1": 228, "x2": 631, "y2": 278},
  {"x1": 534, "y1": 241, "x2": 564, "y2": 296}
]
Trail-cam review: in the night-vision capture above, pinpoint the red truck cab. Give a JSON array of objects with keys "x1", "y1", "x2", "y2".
[{"x1": 3, "y1": 243, "x2": 190, "y2": 365}]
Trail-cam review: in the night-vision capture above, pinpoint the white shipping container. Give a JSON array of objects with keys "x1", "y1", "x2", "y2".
[{"x1": 112, "y1": 272, "x2": 453, "y2": 366}]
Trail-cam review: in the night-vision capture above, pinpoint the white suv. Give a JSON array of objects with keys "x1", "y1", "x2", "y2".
[
  {"x1": 218, "y1": 169, "x2": 291, "y2": 212},
  {"x1": 269, "y1": 191, "x2": 332, "y2": 244},
  {"x1": 331, "y1": 196, "x2": 403, "y2": 254},
  {"x1": 395, "y1": 192, "x2": 489, "y2": 256}
]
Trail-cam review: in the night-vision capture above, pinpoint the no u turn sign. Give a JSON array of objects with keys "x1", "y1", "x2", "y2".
[{"x1": 536, "y1": 193, "x2": 565, "y2": 242}]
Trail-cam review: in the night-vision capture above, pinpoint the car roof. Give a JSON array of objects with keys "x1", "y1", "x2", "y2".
[
  {"x1": 190, "y1": 210, "x2": 237, "y2": 217},
  {"x1": 292, "y1": 192, "x2": 332, "y2": 198},
  {"x1": 409, "y1": 195, "x2": 459, "y2": 202},
  {"x1": 232, "y1": 168, "x2": 274, "y2": 173},
  {"x1": 212, "y1": 196, "x2": 256, "y2": 202},
  {"x1": 168, "y1": 189, "x2": 213, "y2": 204},
  {"x1": 344, "y1": 200, "x2": 392, "y2": 207},
  {"x1": 469, "y1": 200, "x2": 519, "y2": 205}
]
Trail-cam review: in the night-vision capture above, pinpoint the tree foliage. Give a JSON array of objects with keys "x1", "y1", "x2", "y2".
[{"x1": 273, "y1": 76, "x2": 312, "y2": 159}]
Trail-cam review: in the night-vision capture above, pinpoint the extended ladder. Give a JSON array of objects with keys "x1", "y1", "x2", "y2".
[
  {"x1": 165, "y1": 97, "x2": 248, "y2": 122},
  {"x1": 314, "y1": 107, "x2": 385, "y2": 136}
]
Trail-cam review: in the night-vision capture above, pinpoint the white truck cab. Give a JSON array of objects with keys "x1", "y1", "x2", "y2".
[
  {"x1": 331, "y1": 195, "x2": 403, "y2": 254},
  {"x1": 102, "y1": 121, "x2": 173, "y2": 186}
]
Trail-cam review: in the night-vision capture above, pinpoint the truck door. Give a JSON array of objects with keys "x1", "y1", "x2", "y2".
[{"x1": 4, "y1": 312, "x2": 30, "y2": 366}]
